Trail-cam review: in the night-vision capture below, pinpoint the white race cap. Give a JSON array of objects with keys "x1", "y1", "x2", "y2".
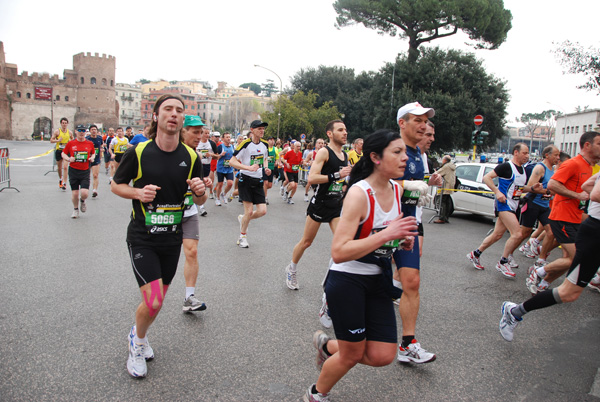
[{"x1": 397, "y1": 102, "x2": 435, "y2": 122}]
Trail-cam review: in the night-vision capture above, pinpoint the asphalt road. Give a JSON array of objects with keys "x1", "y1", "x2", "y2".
[{"x1": 1, "y1": 140, "x2": 599, "y2": 402}]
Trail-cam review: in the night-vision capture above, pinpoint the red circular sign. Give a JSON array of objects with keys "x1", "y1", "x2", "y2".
[{"x1": 474, "y1": 115, "x2": 484, "y2": 126}]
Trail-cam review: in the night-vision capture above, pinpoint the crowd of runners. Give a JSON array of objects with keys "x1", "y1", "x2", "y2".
[{"x1": 48, "y1": 97, "x2": 600, "y2": 401}]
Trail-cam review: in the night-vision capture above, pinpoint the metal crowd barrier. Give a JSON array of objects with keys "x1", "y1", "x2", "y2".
[
  {"x1": 423, "y1": 178, "x2": 444, "y2": 223},
  {"x1": 0, "y1": 147, "x2": 20, "y2": 192}
]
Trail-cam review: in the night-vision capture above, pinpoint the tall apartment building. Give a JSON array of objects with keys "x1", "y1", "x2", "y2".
[{"x1": 116, "y1": 83, "x2": 142, "y2": 129}]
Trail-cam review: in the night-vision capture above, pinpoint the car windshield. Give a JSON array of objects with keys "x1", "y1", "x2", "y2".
[{"x1": 456, "y1": 165, "x2": 480, "y2": 182}]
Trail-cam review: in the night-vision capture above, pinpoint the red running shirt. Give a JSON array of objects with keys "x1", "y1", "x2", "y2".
[
  {"x1": 548, "y1": 154, "x2": 592, "y2": 223},
  {"x1": 63, "y1": 139, "x2": 96, "y2": 170}
]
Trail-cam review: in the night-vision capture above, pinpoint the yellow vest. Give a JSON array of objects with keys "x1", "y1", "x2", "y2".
[
  {"x1": 114, "y1": 137, "x2": 129, "y2": 154},
  {"x1": 55, "y1": 129, "x2": 70, "y2": 150}
]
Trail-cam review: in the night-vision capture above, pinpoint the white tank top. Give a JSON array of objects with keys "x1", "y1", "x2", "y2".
[
  {"x1": 330, "y1": 179, "x2": 402, "y2": 275},
  {"x1": 587, "y1": 175, "x2": 600, "y2": 220}
]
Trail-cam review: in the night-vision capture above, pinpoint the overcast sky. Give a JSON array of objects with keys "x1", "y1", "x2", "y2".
[{"x1": 1, "y1": 0, "x2": 599, "y2": 123}]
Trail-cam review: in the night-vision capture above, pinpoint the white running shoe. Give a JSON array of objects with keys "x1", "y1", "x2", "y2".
[
  {"x1": 237, "y1": 235, "x2": 249, "y2": 248},
  {"x1": 285, "y1": 264, "x2": 299, "y2": 290},
  {"x1": 282, "y1": 191, "x2": 288, "y2": 201},
  {"x1": 220, "y1": 192, "x2": 227, "y2": 205},
  {"x1": 499, "y1": 301, "x2": 521, "y2": 341},
  {"x1": 287, "y1": 198, "x2": 294, "y2": 205},
  {"x1": 215, "y1": 198, "x2": 222, "y2": 206},
  {"x1": 128, "y1": 325, "x2": 154, "y2": 360},
  {"x1": 318, "y1": 293, "x2": 332, "y2": 329},
  {"x1": 313, "y1": 330, "x2": 330, "y2": 371},
  {"x1": 71, "y1": 209, "x2": 79, "y2": 219},
  {"x1": 587, "y1": 275, "x2": 600, "y2": 293},
  {"x1": 518, "y1": 242, "x2": 530, "y2": 255},
  {"x1": 199, "y1": 206, "x2": 207, "y2": 216},
  {"x1": 304, "y1": 194, "x2": 310, "y2": 202},
  {"x1": 280, "y1": 186, "x2": 285, "y2": 196},
  {"x1": 127, "y1": 329, "x2": 148, "y2": 377},
  {"x1": 183, "y1": 295, "x2": 207, "y2": 312},
  {"x1": 467, "y1": 251, "x2": 484, "y2": 270},
  {"x1": 507, "y1": 254, "x2": 518, "y2": 269},
  {"x1": 526, "y1": 270, "x2": 541, "y2": 294},
  {"x1": 303, "y1": 384, "x2": 330, "y2": 402},
  {"x1": 92, "y1": 189, "x2": 98, "y2": 198},
  {"x1": 495, "y1": 261, "x2": 516, "y2": 278},
  {"x1": 397, "y1": 340, "x2": 436, "y2": 363}
]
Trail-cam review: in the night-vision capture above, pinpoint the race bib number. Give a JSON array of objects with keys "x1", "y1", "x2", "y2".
[
  {"x1": 74, "y1": 151, "x2": 88, "y2": 162},
  {"x1": 423, "y1": 175, "x2": 430, "y2": 184},
  {"x1": 223, "y1": 159, "x2": 230, "y2": 167},
  {"x1": 511, "y1": 185, "x2": 524, "y2": 200},
  {"x1": 541, "y1": 191, "x2": 552, "y2": 200},
  {"x1": 250, "y1": 155, "x2": 264, "y2": 167},
  {"x1": 401, "y1": 189, "x2": 420, "y2": 206},
  {"x1": 94, "y1": 148, "x2": 99, "y2": 157},
  {"x1": 145, "y1": 210, "x2": 182, "y2": 234},
  {"x1": 579, "y1": 200, "x2": 588, "y2": 211},
  {"x1": 292, "y1": 164, "x2": 300, "y2": 172},
  {"x1": 118, "y1": 144, "x2": 128, "y2": 153},
  {"x1": 58, "y1": 143, "x2": 66, "y2": 150},
  {"x1": 370, "y1": 228, "x2": 401, "y2": 258},
  {"x1": 183, "y1": 193, "x2": 194, "y2": 210},
  {"x1": 327, "y1": 180, "x2": 344, "y2": 195}
]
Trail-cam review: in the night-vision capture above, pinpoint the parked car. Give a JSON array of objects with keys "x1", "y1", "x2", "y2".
[{"x1": 448, "y1": 162, "x2": 499, "y2": 218}]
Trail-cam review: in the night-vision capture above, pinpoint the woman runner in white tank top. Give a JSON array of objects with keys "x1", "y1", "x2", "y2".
[{"x1": 303, "y1": 129, "x2": 419, "y2": 402}]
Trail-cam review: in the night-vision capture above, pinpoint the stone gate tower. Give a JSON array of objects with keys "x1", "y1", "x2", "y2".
[{"x1": 73, "y1": 52, "x2": 118, "y2": 129}]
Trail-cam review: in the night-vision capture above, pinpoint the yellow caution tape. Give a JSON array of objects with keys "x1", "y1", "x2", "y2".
[
  {"x1": 437, "y1": 188, "x2": 494, "y2": 194},
  {"x1": 8, "y1": 148, "x2": 54, "y2": 161}
]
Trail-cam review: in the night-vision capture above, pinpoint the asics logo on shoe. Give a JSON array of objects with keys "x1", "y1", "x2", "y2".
[
  {"x1": 134, "y1": 253, "x2": 142, "y2": 259},
  {"x1": 348, "y1": 328, "x2": 365, "y2": 335},
  {"x1": 179, "y1": 161, "x2": 188, "y2": 167}
]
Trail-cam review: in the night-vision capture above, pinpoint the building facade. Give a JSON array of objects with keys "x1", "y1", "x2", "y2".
[
  {"x1": 0, "y1": 41, "x2": 118, "y2": 139},
  {"x1": 555, "y1": 109, "x2": 600, "y2": 157},
  {"x1": 116, "y1": 83, "x2": 142, "y2": 129}
]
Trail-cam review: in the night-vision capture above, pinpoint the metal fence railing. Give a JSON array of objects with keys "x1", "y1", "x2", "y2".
[
  {"x1": 0, "y1": 147, "x2": 20, "y2": 192},
  {"x1": 422, "y1": 178, "x2": 444, "y2": 223}
]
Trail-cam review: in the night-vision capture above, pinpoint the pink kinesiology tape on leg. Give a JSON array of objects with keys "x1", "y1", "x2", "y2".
[{"x1": 143, "y1": 280, "x2": 164, "y2": 317}]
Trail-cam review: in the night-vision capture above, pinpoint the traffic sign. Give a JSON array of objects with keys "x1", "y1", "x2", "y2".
[{"x1": 474, "y1": 115, "x2": 484, "y2": 126}]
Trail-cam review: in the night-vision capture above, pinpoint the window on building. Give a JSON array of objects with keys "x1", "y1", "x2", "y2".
[
  {"x1": 102, "y1": 78, "x2": 107, "y2": 85},
  {"x1": 65, "y1": 96, "x2": 69, "y2": 101},
  {"x1": 110, "y1": 80, "x2": 114, "y2": 86},
  {"x1": 16, "y1": 92, "x2": 21, "y2": 98},
  {"x1": 91, "y1": 77, "x2": 97, "y2": 85},
  {"x1": 81, "y1": 77, "x2": 85, "y2": 84},
  {"x1": 576, "y1": 126, "x2": 579, "y2": 133},
  {"x1": 562, "y1": 127, "x2": 565, "y2": 134},
  {"x1": 192, "y1": 105, "x2": 195, "y2": 110},
  {"x1": 26, "y1": 93, "x2": 31, "y2": 99},
  {"x1": 185, "y1": 105, "x2": 188, "y2": 109},
  {"x1": 219, "y1": 105, "x2": 221, "y2": 110},
  {"x1": 56, "y1": 95, "x2": 60, "y2": 101}
]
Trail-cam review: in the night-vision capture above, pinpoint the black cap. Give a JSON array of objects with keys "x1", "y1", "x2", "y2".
[
  {"x1": 250, "y1": 120, "x2": 268, "y2": 129},
  {"x1": 76, "y1": 124, "x2": 87, "y2": 132}
]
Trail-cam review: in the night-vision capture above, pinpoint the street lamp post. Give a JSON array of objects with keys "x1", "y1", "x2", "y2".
[{"x1": 254, "y1": 64, "x2": 282, "y2": 140}]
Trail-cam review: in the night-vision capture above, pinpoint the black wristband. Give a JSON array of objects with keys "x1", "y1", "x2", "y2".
[
  {"x1": 193, "y1": 191, "x2": 206, "y2": 198},
  {"x1": 328, "y1": 173, "x2": 336, "y2": 183}
]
